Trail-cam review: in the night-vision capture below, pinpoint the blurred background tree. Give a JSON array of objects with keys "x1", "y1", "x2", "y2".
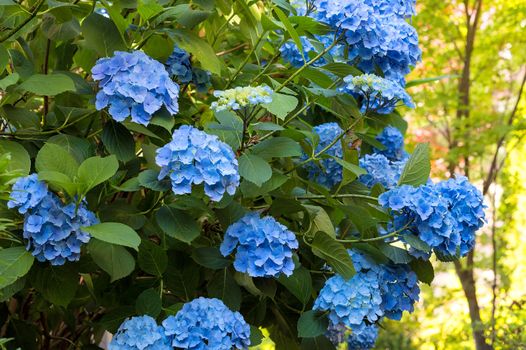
[{"x1": 377, "y1": 0, "x2": 526, "y2": 349}]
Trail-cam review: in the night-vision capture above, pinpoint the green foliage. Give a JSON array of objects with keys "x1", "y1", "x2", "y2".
[{"x1": 0, "y1": 0, "x2": 437, "y2": 348}]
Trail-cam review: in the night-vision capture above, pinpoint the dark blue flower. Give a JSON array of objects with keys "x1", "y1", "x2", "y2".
[
  {"x1": 92, "y1": 50, "x2": 180, "y2": 126},
  {"x1": 162, "y1": 297, "x2": 251, "y2": 350},
  {"x1": 220, "y1": 212, "x2": 298, "y2": 277},
  {"x1": 374, "y1": 126, "x2": 408, "y2": 161},
  {"x1": 166, "y1": 46, "x2": 193, "y2": 83},
  {"x1": 302, "y1": 122, "x2": 344, "y2": 188},
  {"x1": 156, "y1": 125, "x2": 240, "y2": 202},
  {"x1": 110, "y1": 315, "x2": 170, "y2": 350},
  {"x1": 347, "y1": 323, "x2": 378, "y2": 350}
]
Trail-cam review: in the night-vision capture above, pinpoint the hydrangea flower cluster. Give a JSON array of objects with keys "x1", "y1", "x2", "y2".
[
  {"x1": 280, "y1": 35, "x2": 344, "y2": 68},
  {"x1": 8, "y1": 175, "x2": 98, "y2": 265},
  {"x1": 162, "y1": 297, "x2": 251, "y2": 350},
  {"x1": 303, "y1": 0, "x2": 421, "y2": 83},
  {"x1": 92, "y1": 50, "x2": 180, "y2": 126},
  {"x1": 301, "y1": 122, "x2": 344, "y2": 188},
  {"x1": 374, "y1": 126, "x2": 408, "y2": 161},
  {"x1": 359, "y1": 153, "x2": 406, "y2": 189},
  {"x1": 165, "y1": 46, "x2": 211, "y2": 92},
  {"x1": 340, "y1": 74, "x2": 414, "y2": 114},
  {"x1": 347, "y1": 323, "x2": 379, "y2": 350},
  {"x1": 220, "y1": 212, "x2": 298, "y2": 277},
  {"x1": 155, "y1": 125, "x2": 240, "y2": 202},
  {"x1": 109, "y1": 316, "x2": 170, "y2": 350},
  {"x1": 210, "y1": 85, "x2": 273, "y2": 112},
  {"x1": 379, "y1": 176, "x2": 485, "y2": 258}
]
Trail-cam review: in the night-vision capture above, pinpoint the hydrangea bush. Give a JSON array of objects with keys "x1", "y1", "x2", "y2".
[{"x1": 0, "y1": 0, "x2": 485, "y2": 349}]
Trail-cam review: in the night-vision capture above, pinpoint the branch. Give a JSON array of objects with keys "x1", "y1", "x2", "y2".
[{"x1": 0, "y1": 0, "x2": 45, "y2": 43}]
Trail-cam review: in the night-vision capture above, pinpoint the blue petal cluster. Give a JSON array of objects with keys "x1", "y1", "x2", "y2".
[
  {"x1": 380, "y1": 263, "x2": 420, "y2": 320},
  {"x1": 347, "y1": 323, "x2": 378, "y2": 350},
  {"x1": 280, "y1": 36, "x2": 344, "y2": 68},
  {"x1": 156, "y1": 125, "x2": 240, "y2": 202},
  {"x1": 302, "y1": 122, "x2": 344, "y2": 188},
  {"x1": 110, "y1": 316, "x2": 170, "y2": 350},
  {"x1": 166, "y1": 46, "x2": 211, "y2": 92},
  {"x1": 7, "y1": 174, "x2": 48, "y2": 214},
  {"x1": 92, "y1": 50, "x2": 180, "y2": 126},
  {"x1": 374, "y1": 126, "x2": 408, "y2": 161},
  {"x1": 211, "y1": 85, "x2": 273, "y2": 112},
  {"x1": 306, "y1": 0, "x2": 421, "y2": 83},
  {"x1": 340, "y1": 74, "x2": 414, "y2": 114},
  {"x1": 162, "y1": 297, "x2": 251, "y2": 350},
  {"x1": 359, "y1": 154, "x2": 406, "y2": 189},
  {"x1": 379, "y1": 176, "x2": 486, "y2": 258},
  {"x1": 8, "y1": 175, "x2": 98, "y2": 265},
  {"x1": 313, "y1": 272, "x2": 383, "y2": 328},
  {"x1": 220, "y1": 212, "x2": 298, "y2": 277}
]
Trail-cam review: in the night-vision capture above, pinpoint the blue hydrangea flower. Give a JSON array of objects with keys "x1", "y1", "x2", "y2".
[
  {"x1": 220, "y1": 212, "x2": 298, "y2": 277},
  {"x1": 192, "y1": 68, "x2": 211, "y2": 93},
  {"x1": 92, "y1": 50, "x2": 180, "y2": 126},
  {"x1": 340, "y1": 74, "x2": 414, "y2": 114},
  {"x1": 313, "y1": 272, "x2": 383, "y2": 328},
  {"x1": 280, "y1": 36, "x2": 344, "y2": 67},
  {"x1": 380, "y1": 263, "x2": 420, "y2": 320},
  {"x1": 156, "y1": 125, "x2": 240, "y2": 202},
  {"x1": 162, "y1": 297, "x2": 251, "y2": 350},
  {"x1": 366, "y1": 0, "x2": 416, "y2": 18},
  {"x1": 374, "y1": 126, "x2": 408, "y2": 161},
  {"x1": 325, "y1": 322, "x2": 348, "y2": 346},
  {"x1": 7, "y1": 174, "x2": 48, "y2": 214},
  {"x1": 434, "y1": 176, "x2": 486, "y2": 256},
  {"x1": 210, "y1": 85, "x2": 273, "y2": 112},
  {"x1": 9, "y1": 175, "x2": 99, "y2": 265},
  {"x1": 110, "y1": 315, "x2": 171, "y2": 350},
  {"x1": 347, "y1": 323, "x2": 378, "y2": 350},
  {"x1": 301, "y1": 122, "x2": 344, "y2": 188},
  {"x1": 166, "y1": 46, "x2": 193, "y2": 83},
  {"x1": 359, "y1": 153, "x2": 406, "y2": 189},
  {"x1": 379, "y1": 177, "x2": 485, "y2": 258}
]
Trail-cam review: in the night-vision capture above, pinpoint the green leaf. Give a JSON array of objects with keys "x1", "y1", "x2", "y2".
[
  {"x1": 31, "y1": 265, "x2": 78, "y2": 307},
  {"x1": 403, "y1": 234, "x2": 431, "y2": 252},
  {"x1": 207, "y1": 268, "x2": 241, "y2": 311},
  {"x1": 379, "y1": 244, "x2": 412, "y2": 264},
  {"x1": 238, "y1": 154, "x2": 272, "y2": 186},
  {"x1": 278, "y1": 266, "x2": 312, "y2": 305},
  {"x1": 168, "y1": 29, "x2": 220, "y2": 74},
  {"x1": 398, "y1": 143, "x2": 430, "y2": 186},
  {"x1": 137, "y1": 0, "x2": 164, "y2": 20},
  {"x1": 88, "y1": 239, "x2": 135, "y2": 282},
  {"x1": 274, "y1": 7, "x2": 303, "y2": 61},
  {"x1": 82, "y1": 222, "x2": 141, "y2": 250},
  {"x1": 156, "y1": 206, "x2": 200, "y2": 244},
  {"x1": 138, "y1": 240, "x2": 168, "y2": 276},
  {"x1": 136, "y1": 288, "x2": 162, "y2": 317},
  {"x1": 0, "y1": 140, "x2": 30, "y2": 174},
  {"x1": 0, "y1": 72, "x2": 19, "y2": 89},
  {"x1": 81, "y1": 13, "x2": 127, "y2": 57},
  {"x1": 36, "y1": 143, "x2": 79, "y2": 180},
  {"x1": 102, "y1": 121, "x2": 136, "y2": 162},
  {"x1": 321, "y1": 62, "x2": 361, "y2": 78},
  {"x1": 0, "y1": 247, "x2": 34, "y2": 289},
  {"x1": 47, "y1": 134, "x2": 94, "y2": 164},
  {"x1": 18, "y1": 73, "x2": 76, "y2": 96},
  {"x1": 77, "y1": 155, "x2": 119, "y2": 194},
  {"x1": 138, "y1": 169, "x2": 171, "y2": 191},
  {"x1": 311, "y1": 232, "x2": 355, "y2": 280},
  {"x1": 251, "y1": 137, "x2": 302, "y2": 159},
  {"x1": 406, "y1": 74, "x2": 459, "y2": 88},
  {"x1": 262, "y1": 92, "x2": 299, "y2": 120},
  {"x1": 409, "y1": 259, "x2": 435, "y2": 285},
  {"x1": 304, "y1": 205, "x2": 336, "y2": 238},
  {"x1": 297, "y1": 311, "x2": 328, "y2": 338},
  {"x1": 38, "y1": 171, "x2": 78, "y2": 197},
  {"x1": 192, "y1": 247, "x2": 231, "y2": 269},
  {"x1": 156, "y1": 4, "x2": 211, "y2": 28},
  {"x1": 249, "y1": 326, "x2": 264, "y2": 347},
  {"x1": 0, "y1": 45, "x2": 8, "y2": 73},
  {"x1": 332, "y1": 157, "x2": 367, "y2": 177}
]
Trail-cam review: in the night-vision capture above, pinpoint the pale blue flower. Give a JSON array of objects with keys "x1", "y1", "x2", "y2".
[
  {"x1": 92, "y1": 50, "x2": 180, "y2": 126},
  {"x1": 211, "y1": 86, "x2": 273, "y2": 112},
  {"x1": 220, "y1": 212, "x2": 298, "y2": 277},
  {"x1": 162, "y1": 297, "x2": 251, "y2": 350},
  {"x1": 156, "y1": 125, "x2": 240, "y2": 201},
  {"x1": 110, "y1": 315, "x2": 171, "y2": 350},
  {"x1": 359, "y1": 153, "x2": 406, "y2": 189}
]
